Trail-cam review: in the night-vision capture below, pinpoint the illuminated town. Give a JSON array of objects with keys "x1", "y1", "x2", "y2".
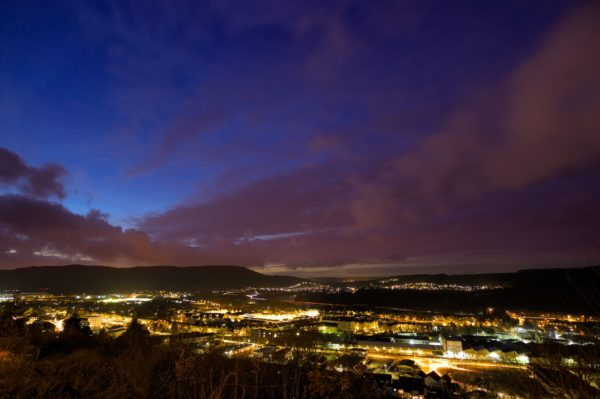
[
  {"x1": 2, "y1": 276, "x2": 599, "y2": 399},
  {"x1": 2, "y1": 0, "x2": 600, "y2": 397}
]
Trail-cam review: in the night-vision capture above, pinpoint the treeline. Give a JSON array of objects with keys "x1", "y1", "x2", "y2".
[{"x1": 0, "y1": 307, "x2": 383, "y2": 399}]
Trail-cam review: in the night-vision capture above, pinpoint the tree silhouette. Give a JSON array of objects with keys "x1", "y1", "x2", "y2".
[
  {"x1": 0, "y1": 305, "x2": 25, "y2": 337},
  {"x1": 116, "y1": 317, "x2": 151, "y2": 351},
  {"x1": 61, "y1": 314, "x2": 92, "y2": 338}
]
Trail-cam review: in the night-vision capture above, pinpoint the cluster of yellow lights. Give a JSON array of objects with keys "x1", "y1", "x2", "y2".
[
  {"x1": 100, "y1": 295, "x2": 152, "y2": 303},
  {"x1": 244, "y1": 309, "x2": 319, "y2": 321},
  {"x1": 0, "y1": 295, "x2": 12, "y2": 302}
]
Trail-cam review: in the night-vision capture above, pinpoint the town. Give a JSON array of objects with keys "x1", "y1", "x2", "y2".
[{"x1": 2, "y1": 281, "x2": 598, "y2": 399}]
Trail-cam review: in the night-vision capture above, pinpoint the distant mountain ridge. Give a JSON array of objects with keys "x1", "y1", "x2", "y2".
[
  {"x1": 0, "y1": 264, "x2": 302, "y2": 293},
  {"x1": 319, "y1": 265, "x2": 600, "y2": 287},
  {"x1": 300, "y1": 266, "x2": 600, "y2": 314}
]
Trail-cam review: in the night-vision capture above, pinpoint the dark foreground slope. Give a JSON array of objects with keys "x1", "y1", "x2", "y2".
[
  {"x1": 298, "y1": 266, "x2": 600, "y2": 314},
  {"x1": 0, "y1": 265, "x2": 301, "y2": 293}
]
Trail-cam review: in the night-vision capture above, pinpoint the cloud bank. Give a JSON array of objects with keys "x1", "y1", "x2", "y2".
[{"x1": 1, "y1": 2, "x2": 600, "y2": 275}]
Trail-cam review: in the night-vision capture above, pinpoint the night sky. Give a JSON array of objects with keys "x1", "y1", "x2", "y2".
[{"x1": 1, "y1": 1, "x2": 599, "y2": 276}]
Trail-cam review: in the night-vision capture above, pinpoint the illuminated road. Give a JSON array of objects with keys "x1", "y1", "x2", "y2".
[{"x1": 366, "y1": 352, "x2": 527, "y2": 374}]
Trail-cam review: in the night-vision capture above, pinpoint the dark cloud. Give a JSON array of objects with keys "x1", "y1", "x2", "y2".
[
  {"x1": 136, "y1": 160, "x2": 600, "y2": 270},
  {"x1": 0, "y1": 148, "x2": 29, "y2": 182},
  {"x1": 135, "y1": 3, "x2": 600, "y2": 271},
  {"x1": 395, "y1": 2, "x2": 600, "y2": 198},
  {"x1": 0, "y1": 148, "x2": 67, "y2": 199},
  {"x1": 22, "y1": 163, "x2": 67, "y2": 199},
  {"x1": 79, "y1": 0, "x2": 502, "y2": 177},
  {"x1": 141, "y1": 164, "x2": 351, "y2": 242},
  {"x1": 1, "y1": 3, "x2": 599, "y2": 274},
  {"x1": 0, "y1": 194, "x2": 259, "y2": 268}
]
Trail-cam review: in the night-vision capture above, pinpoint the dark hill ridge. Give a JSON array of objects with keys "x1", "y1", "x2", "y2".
[
  {"x1": 300, "y1": 266, "x2": 600, "y2": 314},
  {"x1": 0, "y1": 264, "x2": 301, "y2": 294}
]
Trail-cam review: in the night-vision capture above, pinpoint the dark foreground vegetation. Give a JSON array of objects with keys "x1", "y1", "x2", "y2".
[{"x1": 2, "y1": 306, "x2": 600, "y2": 398}]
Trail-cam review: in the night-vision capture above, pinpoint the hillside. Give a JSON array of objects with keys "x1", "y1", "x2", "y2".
[
  {"x1": 300, "y1": 266, "x2": 600, "y2": 314},
  {"x1": 0, "y1": 264, "x2": 301, "y2": 294}
]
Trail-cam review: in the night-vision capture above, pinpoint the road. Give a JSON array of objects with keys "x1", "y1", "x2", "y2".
[{"x1": 366, "y1": 351, "x2": 527, "y2": 374}]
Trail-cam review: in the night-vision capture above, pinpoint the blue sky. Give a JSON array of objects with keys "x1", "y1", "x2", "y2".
[{"x1": 1, "y1": 0, "x2": 599, "y2": 275}]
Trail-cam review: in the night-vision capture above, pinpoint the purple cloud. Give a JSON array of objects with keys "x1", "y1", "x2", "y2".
[
  {"x1": 1, "y1": 2, "x2": 599, "y2": 274},
  {"x1": 0, "y1": 148, "x2": 66, "y2": 199}
]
